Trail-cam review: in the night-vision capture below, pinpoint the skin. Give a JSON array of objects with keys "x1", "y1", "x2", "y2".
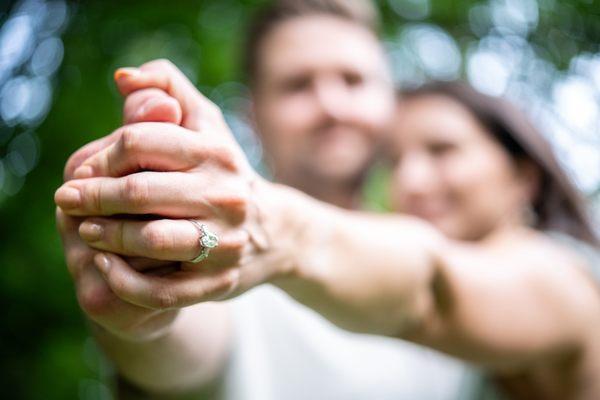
[
  {"x1": 57, "y1": 62, "x2": 234, "y2": 394},
  {"x1": 252, "y1": 15, "x2": 394, "y2": 208},
  {"x1": 388, "y1": 95, "x2": 600, "y2": 397},
  {"x1": 390, "y1": 95, "x2": 537, "y2": 241},
  {"x1": 56, "y1": 15, "x2": 394, "y2": 395},
  {"x1": 56, "y1": 61, "x2": 600, "y2": 399}
]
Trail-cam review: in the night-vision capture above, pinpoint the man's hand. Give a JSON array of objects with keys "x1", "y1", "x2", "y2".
[
  {"x1": 57, "y1": 64, "x2": 186, "y2": 341},
  {"x1": 56, "y1": 60, "x2": 295, "y2": 312},
  {"x1": 57, "y1": 207, "x2": 180, "y2": 341}
]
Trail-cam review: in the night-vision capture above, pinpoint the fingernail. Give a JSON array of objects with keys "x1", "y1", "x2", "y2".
[
  {"x1": 94, "y1": 253, "x2": 111, "y2": 274},
  {"x1": 79, "y1": 221, "x2": 104, "y2": 242},
  {"x1": 73, "y1": 165, "x2": 93, "y2": 179},
  {"x1": 114, "y1": 67, "x2": 140, "y2": 81},
  {"x1": 54, "y1": 186, "x2": 81, "y2": 209}
]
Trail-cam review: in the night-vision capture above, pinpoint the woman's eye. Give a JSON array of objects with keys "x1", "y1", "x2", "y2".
[{"x1": 428, "y1": 142, "x2": 455, "y2": 156}]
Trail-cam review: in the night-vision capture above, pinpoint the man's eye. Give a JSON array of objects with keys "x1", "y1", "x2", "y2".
[
  {"x1": 282, "y1": 77, "x2": 311, "y2": 93},
  {"x1": 344, "y1": 72, "x2": 363, "y2": 87}
]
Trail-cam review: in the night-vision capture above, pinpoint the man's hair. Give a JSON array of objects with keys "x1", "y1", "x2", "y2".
[{"x1": 244, "y1": 0, "x2": 380, "y2": 85}]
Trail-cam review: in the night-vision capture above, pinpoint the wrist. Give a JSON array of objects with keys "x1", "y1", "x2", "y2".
[
  {"x1": 250, "y1": 178, "x2": 335, "y2": 282},
  {"x1": 252, "y1": 181, "x2": 341, "y2": 307}
]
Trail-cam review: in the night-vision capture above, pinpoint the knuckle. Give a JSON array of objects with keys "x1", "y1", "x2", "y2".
[
  {"x1": 144, "y1": 59, "x2": 175, "y2": 74},
  {"x1": 187, "y1": 137, "x2": 207, "y2": 162},
  {"x1": 232, "y1": 230, "x2": 250, "y2": 254},
  {"x1": 78, "y1": 284, "x2": 114, "y2": 317},
  {"x1": 80, "y1": 180, "x2": 103, "y2": 214},
  {"x1": 106, "y1": 268, "x2": 134, "y2": 301},
  {"x1": 214, "y1": 269, "x2": 240, "y2": 298},
  {"x1": 155, "y1": 58, "x2": 175, "y2": 70},
  {"x1": 205, "y1": 103, "x2": 224, "y2": 123},
  {"x1": 119, "y1": 126, "x2": 143, "y2": 154},
  {"x1": 213, "y1": 145, "x2": 238, "y2": 171},
  {"x1": 143, "y1": 224, "x2": 172, "y2": 253},
  {"x1": 150, "y1": 286, "x2": 177, "y2": 309},
  {"x1": 122, "y1": 175, "x2": 149, "y2": 209},
  {"x1": 227, "y1": 190, "x2": 249, "y2": 220},
  {"x1": 113, "y1": 220, "x2": 127, "y2": 252},
  {"x1": 205, "y1": 102, "x2": 220, "y2": 116}
]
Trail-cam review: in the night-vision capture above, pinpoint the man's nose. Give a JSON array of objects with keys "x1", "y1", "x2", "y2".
[{"x1": 313, "y1": 76, "x2": 350, "y2": 121}]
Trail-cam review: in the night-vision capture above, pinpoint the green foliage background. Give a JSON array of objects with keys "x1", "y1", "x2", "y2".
[{"x1": 0, "y1": 1, "x2": 598, "y2": 398}]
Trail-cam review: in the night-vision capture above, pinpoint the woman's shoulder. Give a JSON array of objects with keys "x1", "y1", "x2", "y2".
[
  {"x1": 464, "y1": 228, "x2": 599, "y2": 309},
  {"x1": 543, "y1": 230, "x2": 600, "y2": 281},
  {"x1": 489, "y1": 227, "x2": 596, "y2": 271}
]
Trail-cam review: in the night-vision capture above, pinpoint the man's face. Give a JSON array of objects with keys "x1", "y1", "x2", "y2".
[{"x1": 252, "y1": 15, "x2": 394, "y2": 186}]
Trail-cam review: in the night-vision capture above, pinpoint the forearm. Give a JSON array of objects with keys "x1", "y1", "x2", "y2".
[
  {"x1": 92, "y1": 303, "x2": 231, "y2": 396},
  {"x1": 267, "y1": 186, "x2": 600, "y2": 369},
  {"x1": 266, "y1": 183, "x2": 441, "y2": 337}
]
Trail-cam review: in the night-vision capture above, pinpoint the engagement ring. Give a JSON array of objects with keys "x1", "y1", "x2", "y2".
[{"x1": 189, "y1": 220, "x2": 219, "y2": 263}]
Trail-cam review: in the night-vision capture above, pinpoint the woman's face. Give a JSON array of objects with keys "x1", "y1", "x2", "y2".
[{"x1": 390, "y1": 95, "x2": 534, "y2": 241}]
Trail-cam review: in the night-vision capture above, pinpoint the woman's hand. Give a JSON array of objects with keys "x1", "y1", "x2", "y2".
[
  {"x1": 56, "y1": 207, "x2": 181, "y2": 341},
  {"x1": 55, "y1": 60, "x2": 298, "y2": 310},
  {"x1": 57, "y1": 61, "x2": 190, "y2": 341}
]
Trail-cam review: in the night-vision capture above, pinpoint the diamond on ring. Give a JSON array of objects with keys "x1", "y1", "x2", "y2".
[{"x1": 189, "y1": 220, "x2": 219, "y2": 263}]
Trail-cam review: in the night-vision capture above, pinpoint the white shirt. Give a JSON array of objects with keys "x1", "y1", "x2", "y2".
[{"x1": 221, "y1": 285, "x2": 485, "y2": 400}]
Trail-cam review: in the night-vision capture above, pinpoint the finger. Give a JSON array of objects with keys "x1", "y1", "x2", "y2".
[
  {"x1": 79, "y1": 217, "x2": 246, "y2": 264},
  {"x1": 58, "y1": 209, "x2": 172, "y2": 336},
  {"x1": 58, "y1": 207, "x2": 173, "y2": 277},
  {"x1": 123, "y1": 88, "x2": 182, "y2": 125},
  {"x1": 55, "y1": 172, "x2": 248, "y2": 219},
  {"x1": 94, "y1": 252, "x2": 240, "y2": 309},
  {"x1": 114, "y1": 60, "x2": 220, "y2": 132},
  {"x1": 77, "y1": 260, "x2": 156, "y2": 319},
  {"x1": 115, "y1": 60, "x2": 249, "y2": 169},
  {"x1": 127, "y1": 257, "x2": 179, "y2": 273},
  {"x1": 56, "y1": 207, "x2": 93, "y2": 281},
  {"x1": 71, "y1": 122, "x2": 236, "y2": 179},
  {"x1": 63, "y1": 133, "x2": 122, "y2": 181},
  {"x1": 78, "y1": 262, "x2": 180, "y2": 341}
]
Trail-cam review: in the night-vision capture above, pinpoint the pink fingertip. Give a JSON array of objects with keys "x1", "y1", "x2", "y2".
[
  {"x1": 114, "y1": 67, "x2": 140, "y2": 81},
  {"x1": 54, "y1": 186, "x2": 81, "y2": 209},
  {"x1": 94, "y1": 253, "x2": 111, "y2": 274}
]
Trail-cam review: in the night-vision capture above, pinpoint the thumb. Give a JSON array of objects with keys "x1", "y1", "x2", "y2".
[
  {"x1": 123, "y1": 88, "x2": 182, "y2": 125},
  {"x1": 114, "y1": 59, "x2": 222, "y2": 132}
]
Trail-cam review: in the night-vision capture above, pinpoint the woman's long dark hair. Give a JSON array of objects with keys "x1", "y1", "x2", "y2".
[{"x1": 400, "y1": 81, "x2": 598, "y2": 246}]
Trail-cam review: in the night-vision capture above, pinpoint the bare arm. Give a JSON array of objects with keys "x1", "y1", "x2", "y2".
[
  {"x1": 58, "y1": 68, "x2": 232, "y2": 397},
  {"x1": 92, "y1": 303, "x2": 231, "y2": 396},
  {"x1": 57, "y1": 60, "x2": 600, "y2": 383},
  {"x1": 273, "y1": 187, "x2": 600, "y2": 370}
]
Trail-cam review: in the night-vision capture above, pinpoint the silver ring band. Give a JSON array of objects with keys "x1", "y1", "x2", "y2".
[{"x1": 189, "y1": 220, "x2": 219, "y2": 263}]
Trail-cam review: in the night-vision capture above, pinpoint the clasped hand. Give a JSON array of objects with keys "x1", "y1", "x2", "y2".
[{"x1": 55, "y1": 60, "x2": 294, "y2": 339}]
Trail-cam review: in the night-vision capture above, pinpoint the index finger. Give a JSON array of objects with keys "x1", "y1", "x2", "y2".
[{"x1": 71, "y1": 122, "x2": 236, "y2": 179}]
